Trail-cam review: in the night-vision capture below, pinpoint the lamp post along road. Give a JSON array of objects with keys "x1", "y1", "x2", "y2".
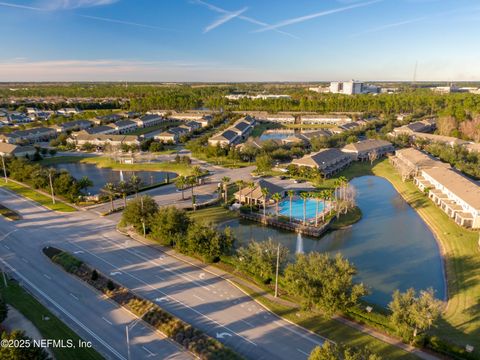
[
  {"x1": 1, "y1": 155, "x2": 7, "y2": 183},
  {"x1": 275, "y1": 243, "x2": 280, "y2": 298},
  {"x1": 48, "y1": 170, "x2": 56, "y2": 204}
]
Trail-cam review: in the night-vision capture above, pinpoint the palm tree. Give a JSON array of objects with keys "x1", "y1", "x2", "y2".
[
  {"x1": 175, "y1": 176, "x2": 187, "y2": 200},
  {"x1": 313, "y1": 192, "x2": 323, "y2": 227},
  {"x1": 188, "y1": 176, "x2": 196, "y2": 199},
  {"x1": 287, "y1": 190, "x2": 295, "y2": 222},
  {"x1": 326, "y1": 189, "x2": 335, "y2": 216},
  {"x1": 320, "y1": 190, "x2": 328, "y2": 222},
  {"x1": 247, "y1": 181, "x2": 255, "y2": 212},
  {"x1": 221, "y1": 176, "x2": 230, "y2": 205},
  {"x1": 117, "y1": 180, "x2": 130, "y2": 208},
  {"x1": 129, "y1": 174, "x2": 142, "y2": 197},
  {"x1": 261, "y1": 187, "x2": 269, "y2": 218},
  {"x1": 103, "y1": 182, "x2": 117, "y2": 212},
  {"x1": 271, "y1": 193, "x2": 282, "y2": 218},
  {"x1": 192, "y1": 165, "x2": 203, "y2": 185},
  {"x1": 236, "y1": 180, "x2": 245, "y2": 204},
  {"x1": 78, "y1": 176, "x2": 93, "y2": 194},
  {"x1": 300, "y1": 192, "x2": 310, "y2": 225}
]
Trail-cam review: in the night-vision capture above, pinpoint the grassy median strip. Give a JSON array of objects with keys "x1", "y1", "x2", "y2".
[
  {"x1": 44, "y1": 246, "x2": 243, "y2": 360},
  {"x1": 0, "y1": 278, "x2": 103, "y2": 360},
  {"x1": 0, "y1": 203, "x2": 21, "y2": 220},
  {"x1": 0, "y1": 181, "x2": 76, "y2": 212}
]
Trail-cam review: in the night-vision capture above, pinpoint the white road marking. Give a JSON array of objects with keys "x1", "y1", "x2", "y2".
[
  {"x1": 199, "y1": 272, "x2": 205, "y2": 279},
  {"x1": 4, "y1": 245, "x2": 10, "y2": 249},
  {"x1": 70, "y1": 293, "x2": 79, "y2": 300},
  {"x1": 216, "y1": 332, "x2": 232, "y2": 339},
  {"x1": 297, "y1": 348, "x2": 310, "y2": 356},
  {"x1": 241, "y1": 319, "x2": 255, "y2": 328},
  {"x1": 102, "y1": 317, "x2": 113, "y2": 325},
  {"x1": 155, "y1": 297, "x2": 169, "y2": 303},
  {"x1": 193, "y1": 294, "x2": 205, "y2": 302},
  {"x1": 21, "y1": 257, "x2": 28, "y2": 263},
  {"x1": 0, "y1": 258, "x2": 126, "y2": 360},
  {"x1": 0, "y1": 229, "x2": 17, "y2": 242},
  {"x1": 43, "y1": 274, "x2": 51, "y2": 280},
  {"x1": 110, "y1": 271, "x2": 122, "y2": 276},
  {"x1": 155, "y1": 274, "x2": 164, "y2": 280},
  {"x1": 73, "y1": 251, "x2": 84, "y2": 254},
  {"x1": 68, "y1": 241, "x2": 257, "y2": 347},
  {"x1": 142, "y1": 346, "x2": 156, "y2": 356}
]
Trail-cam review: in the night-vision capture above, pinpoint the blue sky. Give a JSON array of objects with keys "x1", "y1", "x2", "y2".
[{"x1": 0, "y1": 0, "x2": 479, "y2": 82}]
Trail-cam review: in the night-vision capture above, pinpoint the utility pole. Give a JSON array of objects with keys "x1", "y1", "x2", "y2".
[
  {"x1": 140, "y1": 196, "x2": 146, "y2": 237},
  {"x1": 48, "y1": 170, "x2": 55, "y2": 204},
  {"x1": 1, "y1": 155, "x2": 7, "y2": 183},
  {"x1": 274, "y1": 243, "x2": 280, "y2": 298}
]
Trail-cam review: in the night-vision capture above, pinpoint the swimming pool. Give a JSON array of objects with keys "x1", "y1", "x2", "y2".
[{"x1": 278, "y1": 198, "x2": 325, "y2": 220}]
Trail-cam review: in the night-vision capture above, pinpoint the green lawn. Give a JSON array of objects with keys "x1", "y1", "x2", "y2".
[
  {"x1": 370, "y1": 159, "x2": 480, "y2": 355},
  {"x1": 0, "y1": 181, "x2": 77, "y2": 212},
  {"x1": 188, "y1": 205, "x2": 237, "y2": 224},
  {"x1": 0, "y1": 279, "x2": 103, "y2": 360},
  {"x1": 42, "y1": 156, "x2": 195, "y2": 176},
  {"x1": 234, "y1": 281, "x2": 417, "y2": 360}
]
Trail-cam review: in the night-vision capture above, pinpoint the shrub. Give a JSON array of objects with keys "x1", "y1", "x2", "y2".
[
  {"x1": 106, "y1": 280, "x2": 115, "y2": 291},
  {"x1": 91, "y1": 270, "x2": 98, "y2": 281}
]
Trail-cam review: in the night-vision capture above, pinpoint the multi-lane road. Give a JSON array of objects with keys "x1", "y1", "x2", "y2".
[{"x1": 0, "y1": 183, "x2": 326, "y2": 359}]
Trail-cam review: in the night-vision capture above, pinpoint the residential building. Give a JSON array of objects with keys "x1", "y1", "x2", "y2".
[
  {"x1": 234, "y1": 179, "x2": 285, "y2": 206},
  {"x1": 390, "y1": 147, "x2": 450, "y2": 179},
  {"x1": 53, "y1": 120, "x2": 93, "y2": 133},
  {"x1": 112, "y1": 120, "x2": 138, "y2": 134},
  {"x1": 82, "y1": 125, "x2": 117, "y2": 135},
  {"x1": 291, "y1": 148, "x2": 352, "y2": 178},
  {"x1": 0, "y1": 127, "x2": 57, "y2": 144},
  {"x1": 68, "y1": 133, "x2": 140, "y2": 148},
  {"x1": 393, "y1": 119, "x2": 436, "y2": 134},
  {"x1": 415, "y1": 167, "x2": 480, "y2": 229},
  {"x1": 154, "y1": 131, "x2": 179, "y2": 143},
  {"x1": 301, "y1": 114, "x2": 351, "y2": 125},
  {"x1": 342, "y1": 139, "x2": 394, "y2": 161},
  {"x1": 57, "y1": 108, "x2": 80, "y2": 116},
  {"x1": 257, "y1": 114, "x2": 295, "y2": 124},
  {"x1": 208, "y1": 116, "x2": 255, "y2": 147},
  {"x1": 133, "y1": 114, "x2": 164, "y2": 128},
  {"x1": 330, "y1": 80, "x2": 363, "y2": 95},
  {"x1": 93, "y1": 114, "x2": 123, "y2": 125},
  {"x1": 0, "y1": 143, "x2": 36, "y2": 158}
]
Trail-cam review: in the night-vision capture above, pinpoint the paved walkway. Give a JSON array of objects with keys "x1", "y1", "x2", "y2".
[{"x1": 119, "y1": 227, "x2": 441, "y2": 360}]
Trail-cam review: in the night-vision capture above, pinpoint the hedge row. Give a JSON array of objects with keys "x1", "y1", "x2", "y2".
[{"x1": 44, "y1": 247, "x2": 242, "y2": 360}]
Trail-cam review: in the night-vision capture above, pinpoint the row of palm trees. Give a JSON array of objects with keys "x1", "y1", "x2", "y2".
[
  {"x1": 174, "y1": 166, "x2": 204, "y2": 208},
  {"x1": 102, "y1": 174, "x2": 143, "y2": 212}
]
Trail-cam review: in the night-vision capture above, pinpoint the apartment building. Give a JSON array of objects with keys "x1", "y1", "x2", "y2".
[
  {"x1": 0, "y1": 127, "x2": 57, "y2": 144},
  {"x1": 291, "y1": 148, "x2": 352, "y2": 178},
  {"x1": 208, "y1": 116, "x2": 255, "y2": 147},
  {"x1": 342, "y1": 139, "x2": 394, "y2": 161},
  {"x1": 301, "y1": 114, "x2": 352, "y2": 125}
]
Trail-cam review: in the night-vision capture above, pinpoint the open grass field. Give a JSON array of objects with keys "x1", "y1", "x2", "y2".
[
  {"x1": 0, "y1": 180, "x2": 76, "y2": 212},
  {"x1": 41, "y1": 155, "x2": 194, "y2": 176},
  {"x1": 370, "y1": 159, "x2": 480, "y2": 355},
  {"x1": 188, "y1": 205, "x2": 237, "y2": 224},
  {"x1": 0, "y1": 279, "x2": 103, "y2": 360}
]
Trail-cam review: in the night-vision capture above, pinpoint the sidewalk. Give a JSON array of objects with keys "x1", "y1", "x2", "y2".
[{"x1": 119, "y1": 227, "x2": 441, "y2": 360}]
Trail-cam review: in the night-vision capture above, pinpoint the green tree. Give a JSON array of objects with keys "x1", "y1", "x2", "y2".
[
  {"x1": 247, "y1": 181, "x2": 255, "y2": 212},
  {"x1": 102, "y1": 182, "x2": 117, "y2": 212},
  {"x1": 300, "y1": 192, "x2": 310, "y2": 225},
  {"x1": 221, "y1": 176, "x2": 230, "y2": 205},
  {"x1": 0, "y1": 330, "x2": 51, "y2": 360},
  {"x1": 0, "y1": 295, "x2": 7, "y2": 322},
  {"x1": 121, "y1": 195, "x2": 159, "y2": 234},
  {"x1": 236, "y1": 238, "x2": 289, "y2": 283},
  {"x1": 117, "y1": 180, "x2": 131, "y2": 208},
  {"x1": 150, "y1": 206, "x2": 191, "y2": 246},
  {"x1": 284, "y1": 252, "x2": 367, "y2": 314},
  {"x1": 255, "y1": 154, "x2": 273, "y2": 173},
  {"x1": 78, "y1": 176, "x2": 93, "y2": 194},
  {"x1": 261, "y1": 187, "x2": 269, "y2": 218},
  {"x1": 309, "y1": 342, "x2": 381, "y2": 360},
  {"x1": 129, "y1": 174, "x2": 142, "y2": 197},
  {"x1": 287, "y1": 190, "x2": 295, "y2": 222},
  {"x1": 236, "y1": 180, "x2": 245, "y2": 204},
  {"x1": 271, "y1": 193, "x2": 282, "y2": 218},
  {"x1": 389, "y1": 288, "x2": 443, "y2": 340},
  {"x1": 175, "y1": 175, "x2": 187, "y2": 200}
]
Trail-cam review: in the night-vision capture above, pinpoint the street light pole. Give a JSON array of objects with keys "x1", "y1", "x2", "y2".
[
  {"x1": 1, "y1": 155, "x2": 7, "y2": 183},
  {"x1": 48, "y1": 170, "x2": 55, "y2": 204},
  {"x1": 125, "y1": 325, "x2": 131, "y2": 360},
  {"x1": 275, "y1": 243, "x2": 280, "y2": 298}
]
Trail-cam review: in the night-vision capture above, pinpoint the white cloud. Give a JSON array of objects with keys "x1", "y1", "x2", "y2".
[
  {"x1": 253, "y1": 0, "x2": 381, "y2": 33},
  {"x1": 41, "y1": 0, "x2": 118, "y2": 10},
  {"x1": 204, "y1": 7, "x2": 248, "y2": 33}
]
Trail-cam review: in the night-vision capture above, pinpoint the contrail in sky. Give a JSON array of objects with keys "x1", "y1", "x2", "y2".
[{"x1": 204, "y1": 7, "x2": 248, "y2": 33}]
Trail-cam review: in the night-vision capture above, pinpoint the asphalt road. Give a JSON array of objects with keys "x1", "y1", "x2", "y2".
[
  {"x1": 0, "y1": 186, "x2": 326, "y2": 360},
  {"x1": 0, "y1": 187, "x2": 192, "y2": 360}
]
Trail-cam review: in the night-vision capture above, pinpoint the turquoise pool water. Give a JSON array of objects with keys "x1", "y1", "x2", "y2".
[{"x1": 278, "y1": 198, "x2": 325, "y2": 220}]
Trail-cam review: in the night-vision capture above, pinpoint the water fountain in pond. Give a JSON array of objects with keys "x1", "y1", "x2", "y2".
[
  {"x1": 295, "y1": 232, "x2": 304, "y2": 254},
  {"x1": 119, "y1": 170, "x2": 124, "y2": 182}
]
